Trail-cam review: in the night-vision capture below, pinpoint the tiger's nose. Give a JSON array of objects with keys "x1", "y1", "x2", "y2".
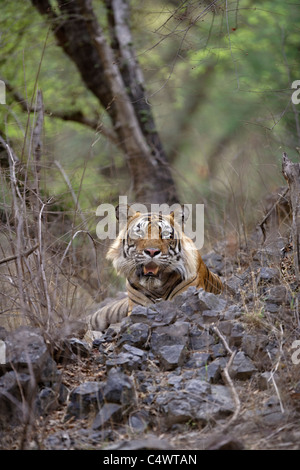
[{"x1": 144, "y1": 248, "x2": 161, "y2": 258}]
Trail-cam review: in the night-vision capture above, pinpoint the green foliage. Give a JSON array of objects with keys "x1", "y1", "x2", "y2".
[{"x1": 0, "y1": 0, "x2": 299, "y2": 243}]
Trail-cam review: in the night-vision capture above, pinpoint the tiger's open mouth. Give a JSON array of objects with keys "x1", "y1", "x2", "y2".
[{"x1": 142, "y1": 261, "x2": 160, "y2": 277}]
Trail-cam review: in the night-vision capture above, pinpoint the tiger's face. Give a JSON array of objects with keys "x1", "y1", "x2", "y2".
[{"x1": 107, "y1": 210, "x2": 198, "y2": 289}]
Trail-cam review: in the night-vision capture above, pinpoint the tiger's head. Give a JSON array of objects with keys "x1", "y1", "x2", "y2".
[{"x1": 107, "y1": 205, "x2": 199, "y2": 290}]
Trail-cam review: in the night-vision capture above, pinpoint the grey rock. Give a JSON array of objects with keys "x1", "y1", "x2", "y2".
[
  {"x1": 210, "y1": 342, "x2": 226, "y2": 358},
  {"x1": 35, "y1": 387, "x2": 59, "y2": 415},
  {"x1": 229, "y1": 351, "x2": 257, "y2": 380},
  {"x1": 151, "y1": 321, "x2": 189, "y2": 350},
  {"x1": 157, "y1": 344, "x2": 186, "y2": 370},
  {"x1": 202, "y1": 310, "x2": 220, "y2": 323},
  {"x1": 166, "y1": 373, "x2": 183, "y2": 389},
  {"x1": 66, "y1": 381, "x2": 104, "y2": 419},
  {"x1": 185, "y1": 352, "x2": 211, "y2": 368},
  {"x1": 258, "y1": 267, "x2": 280, "y2": 283},
  {"x1": 103, "y1": 369, "x2": 136, "y2": 405},
  {"x1": 184, "y1": 378, "x2": 211, "y2": 396},
  {"x1": 198, "y1": 290, "x2": 227, "y2": 312},
  {"x1": 92, "y1": 403, "x2": 123, "y2": 430},
  {"x1": 156, "y1": 382, "x2": 234, "y2": 427},
  {"x1": 118, "y1": 323, "x2": 150, "y2": 348},
  {"x1": 106, "y1": 344, "x2": 147, "y2": 371},
  {"x1": 198, "y1": 357, "x2": 227, "y2": 383},
  {"x1": 261, "y1": 396, "x2": 285, "y2": 425},
  {"x1": 4, "y1": 327, "x2": 52, "y2": 382},
  {"x1": 224, "y1": 305, "x2": 242, "y2": 320},
  {"x1": 129, "y1": 306, "x2": 155, "y2": 325},
  {"x1": 241, "y1": 333, "x2": 269, "y2": 366},
  {"x1": 229, "y1": 322, "x2": 245, "y2": 347},
  {"x1": 150, "y1": 301, "x2": 178, "y2": 326},
  {"x1": 265, "y1": 286, "x2": 290, "y2": 305},
  {"x1": 189, "y1": 327, "x2": 215, "y2": 350},
  {"x1": 69, "y1": 338, "x2": 91, "y2": 358},
  {"x1": 265, "y1": 303, "x2": 280, "y2": 313},
  {"x1": 44, "y1": 431, "x2": 73, "y2": 450},
  {"x1": 0, "y1": 371, "x2": 34, "y2": 424},
  {"x1": 128, "y1": 410, "x2": 149, "y2": 432}
]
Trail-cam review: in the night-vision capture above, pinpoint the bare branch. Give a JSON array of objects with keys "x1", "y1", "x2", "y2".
[{"x1": 0, "y1": 244, "x2": 39, "y2": 267}]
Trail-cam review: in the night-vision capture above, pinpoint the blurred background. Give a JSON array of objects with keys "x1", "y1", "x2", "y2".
[{"x1": 0, "y1": 0, "x2": 299, "y2": 329}]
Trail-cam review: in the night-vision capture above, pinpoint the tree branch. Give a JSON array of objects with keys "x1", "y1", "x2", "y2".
[{"x1": 3, "y1": 78, "x2": 119, "y2": 145}]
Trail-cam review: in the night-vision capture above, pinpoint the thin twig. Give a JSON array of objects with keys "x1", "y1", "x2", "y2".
[
  {"x1": 0, "y1": 244, "x2": 39, "y2": 267},
  {"x1": 212, "y1": 325, "x2": 241, "y2": 428}
]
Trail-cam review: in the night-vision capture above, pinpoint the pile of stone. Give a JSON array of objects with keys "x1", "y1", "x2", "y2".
[{"x1": 0, "y1": 263, "x2": 293, "y2": 449}]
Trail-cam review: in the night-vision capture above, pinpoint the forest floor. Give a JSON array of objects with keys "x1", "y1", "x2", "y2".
[{"x1": 1, "y1": 234, "x2": 300, "y2": 451}]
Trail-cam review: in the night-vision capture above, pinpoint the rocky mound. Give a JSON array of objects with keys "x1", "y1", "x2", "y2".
[{"x1": 0, "y1": 251, "x2": 300, "y2": 450}]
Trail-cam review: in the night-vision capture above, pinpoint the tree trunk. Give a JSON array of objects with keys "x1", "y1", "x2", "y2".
[
  {"x1": 31, "y1": 0, "x2": 179, "y2": 205},
  {"x1": 282, "y1": 152, "x2": 300, "y2": 283}
]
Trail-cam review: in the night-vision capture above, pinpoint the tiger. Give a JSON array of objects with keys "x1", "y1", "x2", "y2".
[{"x1": 89, "y1": 205, "x2": 223, "y2": 331}]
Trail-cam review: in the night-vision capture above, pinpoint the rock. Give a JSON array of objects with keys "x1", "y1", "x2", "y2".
[
  {"x1": 189, "y1": 327, "x2": 215, "y2": 350},
  {"x1": 210, "y1": 342, "x2": 226, "y2": 358},
  {"x1": 150, "y1": 321, "x2": 189, "y2": 370},
  {"x1": 150, "y1": 301, "x2": 179, "y2": 327},
  {"x1": 229, "y1": 322, "x2": 245, "y2": 347},
  {"x1": 117, "y1": 323, "x2": 150, "y2": 348},
  {"x1": 258, "y1": 267, "x2": 280, "y2": 283},
  {"x1": 197, "y1": 290, "x2": 227, "y2": 312},
  {"x1": 265, "y1": 286, "x2": 290, "y2": 305},
  {"x1": 0, "y1": 327, "x2": 64, "y2": 426},
  {"x1": 150, "y1": 321, "x2": 189, "y2": 351},
  {"x1": 156, "y1": 382, "x2": 235, "y2": 427},
  {"x1": 69, "y1": 338, "x2": 91, "y2": 358},
  {"x1": 202, "y1": 310, "x2": 220, "y2": 323},
  {"x1": 92, "y1": 403, "x2": 123, "y2": 430},
  {"x1": 35, "y1": 387, "x2": 60, "y2": 416},
  {"x1": 0, "y1": 371, "x2": 34, "y2": 425},
  {"x1": 198, "y1": 357, "x2": 227, "y2": 383},
  {"x1": 130, "y1": 302, "x2": 177, "y2": 327},
  {"x1": 129, "y1": 306, "x2": 154, "y2": 325},
  {"x1": 224, "y1": 305, "x2": 242, "y2": 320},
  {"x1": 185, "y1": 352, "x2": 211, "y2": 368},
  {"x1": 66, "y1": 381, "x2": 104, "y2": 420},
  {"x1": 4, "y1": 327, "x2": 52, "y2": 381},
  {"x1": 241, "y1": 333, "x2": 270, "y2": 368},
  {"x1": 261, "y1": 396, "x2": 285, "y2": 426},
  {"x1": 128, "y1": 410, "x2": 149, "y2": 432},
  {"x1": 103, "y1": 369, "x2": 136, "y2": 405},
  {"x1": 106, "y1": 344, "x2": 147, "y2": 371},
  {"x1": 166, "y1": 373, "x2": 183, "y2": 389},
  {"x1": 157, "y1": 344, "x2": 186, "y2": 370},
  {"x1": 184, "y1": 378, "x2": 211, "y2": 396},
  {"x1": 44, "y1": 431, "x2": 73, "y2": 450},
  {"x1": 229, "y1": 351, "x2": 257, "y2": 380}
]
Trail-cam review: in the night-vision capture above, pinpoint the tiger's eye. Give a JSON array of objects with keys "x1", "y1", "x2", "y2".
[{"x1": 161, "y1": 230, "x2": 172, "y2": 239}]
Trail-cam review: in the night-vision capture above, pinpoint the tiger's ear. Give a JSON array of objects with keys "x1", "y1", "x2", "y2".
[{"x1": 170, "y1": 204, "x2": 189, "y2": 225}]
